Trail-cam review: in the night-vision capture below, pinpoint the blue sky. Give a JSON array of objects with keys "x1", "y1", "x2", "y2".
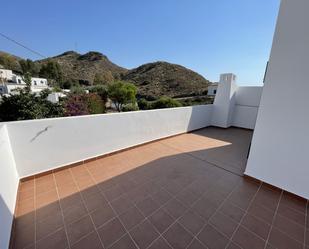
[{"x1": 1, "y1": 0, "x2": 280, "y2": 85}]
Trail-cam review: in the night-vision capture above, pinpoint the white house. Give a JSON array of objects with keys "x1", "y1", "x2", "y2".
[
  {"x1": 207, "y1": 82, "x2": 218, "y2": 95},
  {"x1": 0, "y1": 69, "x2": 49, "y2": 95}
]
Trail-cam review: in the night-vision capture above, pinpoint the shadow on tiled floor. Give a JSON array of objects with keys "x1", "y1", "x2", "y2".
[{"x1": 11, "y1": 127, "x2": 308, "y2": 249}]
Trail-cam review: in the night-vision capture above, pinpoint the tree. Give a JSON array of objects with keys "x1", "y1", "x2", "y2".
[
  {"x1": 39, "y1": 61, "x2": 63, "y2": 84},
  {"x1": 87, "y1": 85, "x2": 108, "y2": 103},
  {"x1": 64, "y1": 93, "x2": 105, "y2": 116},
  {"x1": 22, "y1": 72, "x2": 32, "y2": 93},
  {"x1": 0, "y1": 89, "x2": 63, "y2": 121},
  {"x1": 151, "y1": 96, "x2": 182, "y2": 109},
  {"x1": 107, "y1": 81, "x2": 137, "y2": 112},
  {"x1": 19, "y1": 59, "x2": 39, "y2": 76},
  {"x1": 93, "y1": 71, "x2": 114, "y2": 85},
  {"x1": 0, "y1": 54, "x2": 19, "y2": 71}
]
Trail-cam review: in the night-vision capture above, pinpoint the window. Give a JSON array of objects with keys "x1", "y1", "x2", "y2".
[
  {"x1": 41, "y1": 80, "x2": 44, "y2": 84},
  {"x1": 18, "y1": 79, "x2": 21, "y2": 84},
  {"x1": 34, "y1": 81, "x2": 37, "y2": 85},
  {"x1": 214, "y1": 90, "x2": 217, "y2": 94}
]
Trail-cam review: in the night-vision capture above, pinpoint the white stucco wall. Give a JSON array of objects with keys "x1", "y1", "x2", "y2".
[
  {"x1": 211, "y1": 74, "x2": 238, "y2": 128},
  {"x1": 6, "y1": 105, "x2": 213, "y2": 178},
  {"x1": 211, "y1": 74, "x2": 262, "y2": 130},
  {"x1": 246, "y1": 0, "x2": 309, "y2": 199},
  {"x1": 0, "y1": 125, "x2": 19, "y2": 249},
  {"x1": 232, "y1": 86, "x2": 262, "y2": 129}
]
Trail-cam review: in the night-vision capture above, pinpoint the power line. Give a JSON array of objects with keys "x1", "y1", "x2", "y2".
[{"x1": 0, "y1": 32, "x2": 46, "y2": 59}]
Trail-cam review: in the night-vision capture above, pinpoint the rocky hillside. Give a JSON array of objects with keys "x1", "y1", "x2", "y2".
[
  {"x1": 37, "y1": 51, "x2": 127, "y2": 84},
  {"x1": 123, "y1": 62, "x2": 210, "y2": 99},
  {"x1": 0, "y1": 50, "x2": 210, "y2": 98}
]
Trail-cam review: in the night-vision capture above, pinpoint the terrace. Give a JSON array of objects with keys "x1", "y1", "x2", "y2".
[
  {"x1": 11, "y1": 128, "x2": 309, "y2": 249},
  {"x1": 1, "y1": 1, "x2": 309, "y2": 249}
]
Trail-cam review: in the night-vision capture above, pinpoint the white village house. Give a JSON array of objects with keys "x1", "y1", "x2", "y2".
[{"x1": 0, "y1": 68, "x2": 49, "y2": 95}]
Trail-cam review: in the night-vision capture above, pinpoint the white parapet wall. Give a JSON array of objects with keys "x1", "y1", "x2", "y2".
[
  {"x1": 246, "y1": 0, "x2": 309, "y2": 199},
  {"x1": 232, "y1": 86, "x2": 263, "y2": 129},
  {"x1": 0, "y1": 125, "x2": 19, "y2": 249},
  {"x1": 6, "y1": 105, "x2": 213, "y2": 178},
  {"x1": 211, "y1": 73, "x2": 262, "y2": 129}
]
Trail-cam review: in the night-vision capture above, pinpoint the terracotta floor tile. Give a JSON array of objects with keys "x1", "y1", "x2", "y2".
[
  {"x1": 103, "y1": 185, "x2": 124, "y2": 202},
  {"x1": 198, "y1": 224, "x2": 229, "y2": 249},
  {"x1": 179, "y1": 210, "x2": 205, "y2": 235},
  {"x1": 247, "y1": 203, "x2": 275, "y2": 224},
  {"x1": 35, "y1": 181, "x2": 56, "y2": 196},
  {"x1": 36, "y1": 212, "x2": 64, "y2": 241},
  {"x1": 36, "y1": 228, "x2": 68, "y2": 249},
  {"x1": 97, "y1": 218, "x2": 126, "y2": 248},
  {"x1": 273, "y1": 214, "x2": 304, "y2": 243},
  {"x1": 187, "y1": 239, "x2": 208, "y2": 249},
  {"x1": 136, "y1": 196, "x2": 160, "y2": 217},
  {"x1": 19, "y1": 179, "x2": 34, "y2": 192},
  {"x1": 110, "y1": 195, "x2": 134, "y2": 215},
  {"x1": 18, "y1": 188, "x2": 35, "y2": 201},
  {"x1": 57, "y1": 182, "x2": 79, "y2": 199},
  {"x1": 176, "y1": 189, "x2": 200, "y2": 207},
  {"x1": 268, "y1": 227, "x2": 303, "y2": 249},
  {"x1": 70, "y1": 231, "x2": 103, "y2": 249},
  {"x1": 89, "y1": 204, "x2": 115, "y2": 228},
  {"x1": 36, "y1": 201, "x2": 61, "y2": 223},
  {"x1": 226, "y1": 242, "x2": 242, "y2": 249},
  {"x1": 13, "y1": 127, "x2": 309, "y2": 249},
  {"x1": 209, "y1": 211, "x2": 238, "y2": 238},
  {"x1": 149, "y1": 208, "x2": 175, "y2": 233},
  {"x1": 151, "y1": 189, "x2": 172, "y2": 206},
  {"x1": 277, "y1": 204, "x2": 306, "y2": 226},
  {"x1": 12, "y1": 223, "x2": 35, "y2": 249},
  {"x1": 163, "y1": 222, "x2": 193, "y2": 249},
  {"x1": 191, "y1": 198, "x2": 217, "y2": 221},
  {"x1": 82, "y1": 192, "x2": 108, "y2": 212},
  {"x1": 130, "y1": 220, "x2": 160, "y2": 248},
  {"x1": 66, "y1": 215, "x2": 95, "y2": 245},
  {"x1": 63, "y1": 201, "x2": 88, "y2": 225},
  {"x1": 232, "y1": 226, "x2": 265, "y2": 249},
  {"x1": 119, "y1": 206, "x2": 145, "y2": 230},
  {"x1": 241, "y1": 213, "x2": 271, "y2": 240},
  {"x1": 148, "y1": 237, "x2": 172, "y2": 249},
  {"x1": 280, "y1": 191, "x2": 307, "y2": 214},
  {"x1": 163, "y1": 198, "x2": 187, "y2": 219},
  {"x1": 219, "y1": 201, "x2": 245, "y2": 223},
  {"x1": 109, "y1": 234, "x2": 138, "y2": 249}
]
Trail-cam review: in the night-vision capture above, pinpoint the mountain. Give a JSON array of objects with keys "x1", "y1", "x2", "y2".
[
  {"x1": 0, "y1": 51, "x2": 23, "y2": 72},
  {"x1": 0, "y1": 50, "x2": 210, "y2": 98},
  {"x1": 123, "y1": 61, "x2": 210, "y2": 99},
  {"x1": 37, "y1": 51, "x2": 127, "y2": 84}
]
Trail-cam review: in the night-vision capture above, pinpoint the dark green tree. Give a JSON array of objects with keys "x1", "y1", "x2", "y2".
[
  {"x1": 107, "y1": 81, "x2": 137, "y2": 112},
  {"x1": 22, "y1": 72, "x2": 32, "y2": 93},
  {"x1": 19, "y1": 59, "x2": 39, "y2": 76},
  {"x1": 0, "y1": 89, "x2": 64, "y2": 121},
  {"x1": 39, "y1": 61, "x2": 63, "y2": 85},
  {"x1": 151, "y1": 96, "x2": 182, "y2": 109},
  {"x1": 87, "y1": 85, "x2": 108, "y2": 103}
]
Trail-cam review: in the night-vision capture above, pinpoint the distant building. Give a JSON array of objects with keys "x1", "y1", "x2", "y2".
[
  {"x1": 207, "y1": 82, "x2": 218, "y2": 96},
  {"x1": 0, "y1": 69, "x2": 49, "y2": 95}
]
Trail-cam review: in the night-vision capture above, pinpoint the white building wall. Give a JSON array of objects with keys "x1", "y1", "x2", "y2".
[
  {"x1": 6, "y1": 105, "x2": 213, "y2": 178},
  {"x1": 211, "y1": 74, "x2": 262, "y2": 130},
  {"x1": 211, "y1": 73, "x2": 238, "y2": 128},
  {"x1": 207, "y1": 84, "x2": 218, "y2": 96},
  {"x1": 0, "y1": 69, "x2": 14, "y2": 81},
  {"x1": 232, "y1": 87, "x2": 263, "y2": 129},
  {"x1": 0, "y1": 125, "x2": 19, "y2": 249},
  {"x1": 246, "y1": 0, "x2": 309, "y2": 199}
]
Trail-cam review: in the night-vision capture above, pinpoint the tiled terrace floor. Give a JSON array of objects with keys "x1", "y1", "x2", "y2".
[{"x1": 12, "y1": 127, "x2": 309, "y2": 249}]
